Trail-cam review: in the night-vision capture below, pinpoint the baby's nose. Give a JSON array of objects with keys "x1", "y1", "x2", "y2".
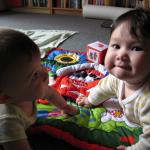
[{"x1": 116, "y1": 48, "x2": 129, "y2": 61}]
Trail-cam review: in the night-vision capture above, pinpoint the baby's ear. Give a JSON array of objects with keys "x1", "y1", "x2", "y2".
[{"x1": 0, "y1": 90, "x2": 10, "y2": 103}]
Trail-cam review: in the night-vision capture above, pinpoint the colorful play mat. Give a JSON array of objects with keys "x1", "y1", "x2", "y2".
[{"x1": 30, "y1": 48, "x2": 142, "y2": 150}]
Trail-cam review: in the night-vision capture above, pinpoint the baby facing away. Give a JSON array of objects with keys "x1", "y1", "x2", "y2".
[{"x1": 0, "y1": 28, "x2": 78, "y2": 150}]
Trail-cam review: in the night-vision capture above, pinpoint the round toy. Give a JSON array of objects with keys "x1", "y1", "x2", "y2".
[{"x1": 54, "y1": 53, "x2": 79, "y2": 65}]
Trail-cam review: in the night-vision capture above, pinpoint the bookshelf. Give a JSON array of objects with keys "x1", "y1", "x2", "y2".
[
  {"x1": 10, "y1": 0, "x2": 150, "y2": 16},
  {"x1": 15, "y1": 0, "x2": 82, "y2": 15},
  {"x1": 82, "y1": 0, "x2": 150, "y2": 20},
  {"x1": 51, "y1": 0, "x2": 82, "y2": 15},
  {"x1": 83, "y1": 0, "x2": 150, "y2": 9}
]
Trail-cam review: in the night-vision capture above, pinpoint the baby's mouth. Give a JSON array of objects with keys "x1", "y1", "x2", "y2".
[{"x1": 115, "y1": 65, "x2": 131, "y2": 70}]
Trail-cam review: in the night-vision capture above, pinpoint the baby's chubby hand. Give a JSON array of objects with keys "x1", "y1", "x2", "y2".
[
  {"x1": 116, "y1": 145, "x2": 126, "y2": 150},
  {"x1": 76, "y1": 95, "x2": 93, "y2": 107},
  {"x1": 61, "y1": 104, "x2": 78, "y2": 116}
]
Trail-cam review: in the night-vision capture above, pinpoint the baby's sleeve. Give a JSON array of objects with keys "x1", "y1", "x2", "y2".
[
  {"x1": 126, "y1": 97, "x2": 150, "y2": 150},
  {"x1": 0, "y1": 116, "x2": 27, "y2": 144},
  {"x1": 88, "y1": 74, "x2": 118, "y2": 106}
]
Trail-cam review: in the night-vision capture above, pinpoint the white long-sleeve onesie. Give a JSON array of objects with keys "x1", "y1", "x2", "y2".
[{"x1": 88, "y1": 74, "x2": 150, "y2": 150}]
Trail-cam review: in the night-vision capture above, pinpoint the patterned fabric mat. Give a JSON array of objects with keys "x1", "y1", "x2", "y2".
[{"x1": 29, "y1": 48, "x2": 142, "y2": 150}]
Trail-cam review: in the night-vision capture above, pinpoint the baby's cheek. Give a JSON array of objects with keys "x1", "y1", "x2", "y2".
[
  {"x1": 104, "y1": 58, "x2": 110, "y2": 68},
  {"x1": 43, "y1": 82, "x2": 49, "y2": 97},
  {"x1": 104, "y1": 54, "x2": 109, "y2": 64},
  {"x1": 33, "y1": 82, "x2": 45, "y2": 98}
]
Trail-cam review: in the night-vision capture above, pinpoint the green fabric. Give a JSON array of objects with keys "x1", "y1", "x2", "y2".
[{"x1": 36, "y1": 99, "x2": 142, "y2": 148}]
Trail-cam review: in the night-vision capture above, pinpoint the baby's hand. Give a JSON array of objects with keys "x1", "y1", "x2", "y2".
[
  {"x1": 76, "y1": 96, "x2": 93, "y2": 107},
  {"x1": 61, "y1": 105, "x2": 78, "y2": 116},
  {"x1": 116, "y1": 145, "x2": 126, "y2": 150}
]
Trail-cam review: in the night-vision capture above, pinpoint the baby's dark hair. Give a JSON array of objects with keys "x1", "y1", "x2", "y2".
[
  {"x1": 0, "y1": 28, "x2": 39, "y2": 80},
  {"x1": 111, "y1": 8, "x2": 150, "y2": 39}
]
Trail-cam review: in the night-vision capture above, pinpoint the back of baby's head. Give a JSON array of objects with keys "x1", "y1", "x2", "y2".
[
  {"x1": 0, "y1": 28, "x2": 39, "y2": 82},
  {"x1": 111, "y1": 8, "x2": 150, "y2": 40}
]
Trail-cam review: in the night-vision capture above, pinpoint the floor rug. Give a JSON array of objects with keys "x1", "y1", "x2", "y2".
[
  {"x1": 16, "y1": 29, "x2": 77, "y2": 58},
  {"x1": 29, "y1": 48, "x2": 142, "y2": 150}
]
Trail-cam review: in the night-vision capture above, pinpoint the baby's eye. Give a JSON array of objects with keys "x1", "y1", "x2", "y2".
[
  {"x1": 32, "y1": 71, "x2": 40, "y2": 81},
  {"x1": 131, "y1": 47, "x2": 143, "y2": 51},
  {"x1": 111, "y1": 44, "x2": 120, "y2": 49}
]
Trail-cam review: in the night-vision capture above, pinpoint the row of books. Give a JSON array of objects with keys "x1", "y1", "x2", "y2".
[
  {"x1": 22, "y1": 0, "x2": 82, "y2": 8},
  {"x1": 22, "y1": 0, "x2": 150, "y2": 8},
  {"x1": 52, "y1": 0, "x2": 82, "y2": 9},
  {"x1": 22, "y1": 0, "x2": 28, "y2": 7},
  {"x1": 87, "y1": 0, "x2": 150, "y2": 8},
  {"x1": 22, "y1": 0, "x2": 48, "y2": 7}
]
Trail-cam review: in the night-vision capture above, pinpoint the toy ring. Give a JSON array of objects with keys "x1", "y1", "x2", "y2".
[{"x1": 54, "y1": 53, "x2": 79, "y2": 64}]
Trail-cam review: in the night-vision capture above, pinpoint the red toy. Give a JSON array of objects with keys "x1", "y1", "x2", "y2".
[{"x1": 86, "y1": 41, "x2": 108, "y2": 64}]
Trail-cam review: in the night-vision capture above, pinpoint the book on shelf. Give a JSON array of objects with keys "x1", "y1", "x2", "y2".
[
  {"x1": 135, "y1": 0, "x2": 150, "y2": 8},
  {"x1": 52, "y1": 0, "x2": 69, "y2": 8},
  {"x1": 61, "y1": 0, "x2": 65, "y2": 8},
  {"x1": 22, "y1": 0, "x2": 48, "y2": 7},
  {"x1": 93, "y1": 0, "x2": 96, "y2": 5},
  {"x1": 52, "y1": 0, "x2": 82, "y2": 9},
  {"x1": 39, "y1": 0, "x2": 47, "y2": 7},
  {"x1": 22, "y1": 0, "x2": 28, "y2": 6},
  {"x1": 69, "y1": 0, "x2": 82, "y2": 9},
  {"x1": 88, "y1": 0, "x2": 93, "y2": 4},
  {"x1": 56, "y1": 0, "x2": 61, "y2": 8},
  {"x1": 104, "y1": 0, "x2": 110, "y2": 6},
  {"x1": 84, "y1": 0, "x2": 150, "y2": 8},
  {"x1": 32, "y1": 0, "x2": 39, "y2": 7},
  {"x1": 109, "y1": 0, "x2": 116, "y2": 6},
  {"x1": 115, "y1": 0, "x2": 124, "y2": 7}
]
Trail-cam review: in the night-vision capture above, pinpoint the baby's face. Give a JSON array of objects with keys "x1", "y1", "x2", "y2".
[
  {"x1": 1, "y1": 53, "x2": 49, "y2": 102},
  {"x1": 105, "y1": 22, "x2": 150, "y2": 84}
]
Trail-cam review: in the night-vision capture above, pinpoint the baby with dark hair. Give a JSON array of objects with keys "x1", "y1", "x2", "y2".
[
  {"x1": 76, "y1": 8, "x2": 150, "y2": 150},
  {"x1": 0, "y1": 28, "x2": 78, "y2": 150}
]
